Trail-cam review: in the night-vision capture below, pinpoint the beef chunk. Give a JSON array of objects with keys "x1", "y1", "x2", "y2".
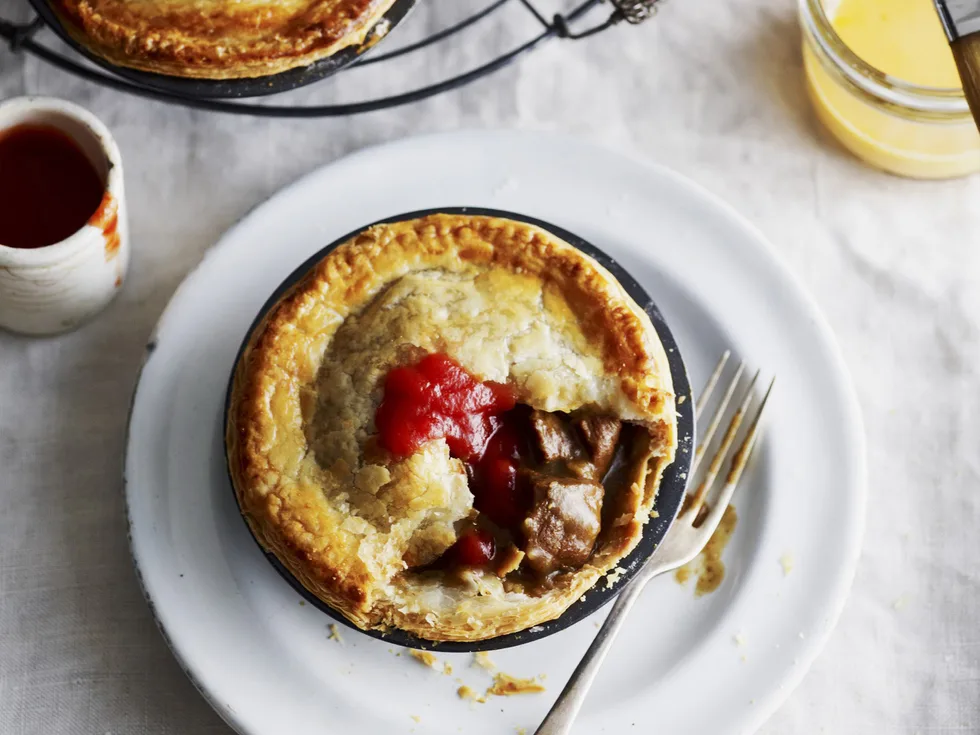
[
  {"x1": 522, "y1": 473, "x2": 603, "y2": 575},
  {"x1": 575, "y1": 416, "x2": 622, "y2": 477},
  {"x1": 529, "y1": 410, "x2": 584, "y2": 464}
]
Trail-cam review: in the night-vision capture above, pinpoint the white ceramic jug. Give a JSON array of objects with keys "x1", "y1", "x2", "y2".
[{"x1": 0, "y1": 96, "x2": 129, "y2": 335}]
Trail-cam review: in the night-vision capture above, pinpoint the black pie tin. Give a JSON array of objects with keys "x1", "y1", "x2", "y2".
[
  {"x1": 28, "y1": 0, "x2": 418, "y2": 99},
  {"x1": 224, "y1": 207, "x2": 695, "y2": 652}
]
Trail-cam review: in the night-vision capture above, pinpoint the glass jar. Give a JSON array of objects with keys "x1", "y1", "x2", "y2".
[{"x1": 800, "y1": 0, "x2": 980, "y2": 179}]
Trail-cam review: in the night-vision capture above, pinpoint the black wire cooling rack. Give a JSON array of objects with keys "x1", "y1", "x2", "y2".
[{"x1": 0, "y1": 0, "x2": 660, "y2": 117}]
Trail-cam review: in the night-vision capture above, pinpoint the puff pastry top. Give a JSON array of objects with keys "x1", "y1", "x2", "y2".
[
  {"x1": 50, "y1": 0, "x2": 398, "y2": 79},
  {"x1": 226, "y1": 214, "x2": 678, "y2": 642}
]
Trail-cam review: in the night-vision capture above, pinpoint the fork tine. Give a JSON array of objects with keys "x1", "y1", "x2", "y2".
[
  {"x1": 686, "y1": 369, "x2": 760, "y2": 518},
  {"x1": 691, "y1": 360, "x2": 746, "y2": 476},
  {"x1": 724, "y1": 376, "x2": 775, "y2": 489},
  {"x1": 692, "y1": 376, "x2": 775, "y2": 538},
  {"x1": 695, "y1": 350, "x2": 731, "y2": 419}
]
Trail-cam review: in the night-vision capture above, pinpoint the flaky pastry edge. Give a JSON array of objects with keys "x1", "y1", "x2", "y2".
[
  {"x1": 49, "y1": 0, "x2": 398, "y2": 79},
  {"x1": 226, "y1": 213, "x2": 678, "y2": 641}
]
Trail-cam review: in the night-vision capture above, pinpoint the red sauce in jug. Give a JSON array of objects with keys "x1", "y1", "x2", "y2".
[{"x1": 0, "y1": 124, "x2": 104, "y2": 249}]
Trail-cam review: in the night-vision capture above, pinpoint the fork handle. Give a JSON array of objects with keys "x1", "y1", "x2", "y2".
[{"x1": 534, "y1": 576, "x2": 649, "y2": 735}]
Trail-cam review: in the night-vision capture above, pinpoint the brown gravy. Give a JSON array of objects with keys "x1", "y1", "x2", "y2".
[{"x1": 674, "y1": 504, "x2": 738, "y2": 597}]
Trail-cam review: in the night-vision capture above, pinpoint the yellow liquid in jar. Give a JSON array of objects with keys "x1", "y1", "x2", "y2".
[
  {"x1": 803, "y1": 0, "x2": 980, "y2": 178},
  {"x1": 832, "y1": 0, "x2": 959, "y2": 87}
]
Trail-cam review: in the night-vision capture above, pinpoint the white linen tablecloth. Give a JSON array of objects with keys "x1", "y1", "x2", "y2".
[{"x1": 1, "y1": 0, "x2": 978, "y2": 732}]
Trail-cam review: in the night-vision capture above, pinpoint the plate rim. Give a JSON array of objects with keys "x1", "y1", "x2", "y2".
[{"x1": 124, "y1": 129, "x2": 867, "y2": 735}]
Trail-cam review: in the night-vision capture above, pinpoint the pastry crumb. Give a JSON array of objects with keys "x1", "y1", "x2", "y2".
[
  {"x1": 299, "y1": 600, "x2": 306, "y2": 606},
  {"x1": 517, "y1": 729, "x2": 527, "y2": 735},
  {"x1": 457, "y1": 685, "x2": 486, "y2": 704},
  {"x1": 734, "y1": 632, "x2": 748, "y2": 648},
  {"x1": 410, "y1": 650, "x2": 439, "y2": 668},
  {"x1": 410, "y1": 715, "x2": 421, "y2": 723},
  {"x1": 327, "y1": 624, "x2": 343, "y2": 643},
  {"x1": 443, "y1": 663, "x2": 453, "y2": 676},
  {"x1": 779, "y1": 552, "x2": 794, "y2": 576},
  {"x1": 473, "y1": 651, "x2": 496, "y2": 671},
  {"x1": 892, "y1": 595, "x2": 909, "y2": 611},
  {"x1": 487, "y1": 673, "x2": 546, "y2": 697},
  {"x1": 604, "y1": 566, "x2": 627, "y2": 589},
  {"x1": 677, "y1": 394, "x2": 686, "y2": 404}
]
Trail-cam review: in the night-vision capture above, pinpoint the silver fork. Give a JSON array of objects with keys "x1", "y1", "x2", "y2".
[{"x1": 535, "y1": 351, "x2": 775, "y2": 735}]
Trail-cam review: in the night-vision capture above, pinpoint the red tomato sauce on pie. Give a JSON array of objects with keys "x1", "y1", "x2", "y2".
[
  {"x1": 449, "y1": 528, "x2": 496, "y2": 566},
  {"x1": 376, "y1": 354, "x2": 532, "y2": 549}
]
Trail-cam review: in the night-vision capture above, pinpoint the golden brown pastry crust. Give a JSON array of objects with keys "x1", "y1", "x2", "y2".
[
  {"x1": 226, "y1": 214, "x2": 677, "y2": 641},
  {"x1": 49, "y1": 0, "x2": 397, "y2": 79}
]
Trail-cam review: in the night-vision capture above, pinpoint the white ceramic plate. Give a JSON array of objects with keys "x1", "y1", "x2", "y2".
[{"x1": 125, "y1": 130, "x2": 866, "y2": 735}]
